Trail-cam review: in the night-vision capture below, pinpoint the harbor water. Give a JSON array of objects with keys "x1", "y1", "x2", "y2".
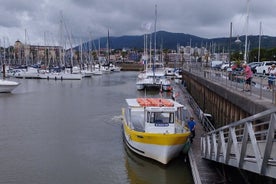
[{"x1": 0, "y1": 71, "x2": 193, "y2": 184}]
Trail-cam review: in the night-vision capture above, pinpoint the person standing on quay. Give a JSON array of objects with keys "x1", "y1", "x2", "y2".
[
  {"x1": 187, "y1": 116, "x2": 196, "y2": 143},
  {"x1": 242, "y1": 63, "x2": 253, "y2": 92},
  {"x1": 268, "y1": 64, "x2": 276, "y2": 90}
]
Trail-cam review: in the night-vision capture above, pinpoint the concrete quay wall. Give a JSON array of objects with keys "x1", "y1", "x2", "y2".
[{"x1": 182, "y1": 70, "x2": 274, "y2": 127}]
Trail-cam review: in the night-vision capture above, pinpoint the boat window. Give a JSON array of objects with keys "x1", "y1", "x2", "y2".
[
  {"x1": 147, "y1": 112, "x2": 155, "y2": 123},
  {"x1": 176, "y1": 108, "x2": 183, "y2": 121},
  {"x1": 169, "y1": 113, "x2": 174, "y2": 123},
  {"x1": 147, "y1": 112, "x2": 174, "y2": 124}
]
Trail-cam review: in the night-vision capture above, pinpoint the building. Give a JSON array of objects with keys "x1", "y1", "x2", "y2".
[{"x1": 14, "y1": 40, "x2": 63, "y2": 66}]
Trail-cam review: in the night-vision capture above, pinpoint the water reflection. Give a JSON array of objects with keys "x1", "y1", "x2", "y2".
[{"x1": 124, "y1": 143, "x2": 193, "y2": 184}]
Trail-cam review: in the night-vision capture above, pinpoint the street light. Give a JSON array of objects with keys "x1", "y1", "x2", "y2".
[{"x1": 235, "y1": 35, "x2": 241, "y2": 44}]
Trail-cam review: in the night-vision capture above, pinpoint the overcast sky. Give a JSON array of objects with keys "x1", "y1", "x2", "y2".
[{"x1": 0, "y1": 0, "x2": 275, "y2": 47}]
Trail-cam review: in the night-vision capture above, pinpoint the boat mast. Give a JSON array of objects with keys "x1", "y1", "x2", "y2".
[
  {"x1": 258, "y1": 21, "x2": 262, "y2": 62},
  {"x1": 24, "y1": 29, "x2": 28, "y2": 67},
  {"x1": 154, "y1": 4, "x2": 157, "y2": 64},
  {"x1": 107, "y1": 28, "x2": 110, "y2": 66},
  {"x1": 59, "y1": 13, "x2": 64, "y2": 66},
  {"x1": 229, "y1": 22, "x2": 232, "y2": 68},
  {"x1": 244, "y1": 0, "x2": 249, "y2": 63},
  {"x1": 80, "y1": 38, "x2": 83, "y2": 70},
  {"x1": 61, "y1": 13, "x2": 74, "y2": 73},
  {"x1": 153, "y1": 4, "x2": 157, "y2": 80},
  {"x1": 144, "y1": 34, "x2": 148, "y2": 71}
]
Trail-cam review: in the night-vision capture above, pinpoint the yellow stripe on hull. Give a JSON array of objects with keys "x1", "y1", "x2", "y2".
[
  {"x1": 123, "y1": 121, "x2": 190, "y2": 146},
  {"x1": 122, "y1": 120, "x2": 190, "y2": 164}
]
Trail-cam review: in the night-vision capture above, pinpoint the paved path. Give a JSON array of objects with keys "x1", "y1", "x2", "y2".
[{"x1": 173, "y1": 82, "x2": 226, "y2": 184}]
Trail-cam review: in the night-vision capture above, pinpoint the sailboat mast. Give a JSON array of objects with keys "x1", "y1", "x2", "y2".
[
  {"x1": 143, "y1": 34, "x2": 146, "y2": 71},
  {"x1": 107, "y1": 29, "x2": 110, "y2": 64},
  {"x1": 154, "y1": 4, "x2": 157, "y2": 64},
  {"x1": 258, "y1": 21, "x2": 262, "y2": 62},
  {"x1": 25, "y1": 29, "x2": 28, "y2": 67},
  {"x1": 244, "y1": 0, "x2": 249, "y2": 63},
  {"x1": 59, "y1": 15, "x2": 63, "y2": 66},
  {"x1": 98, "y1": 38, "x2": 100, "y2": 58},
  {"x1": 149, "y1": 34, "x2": 152, "y2": 66},
  {"x1": 70, "y1": 32, "x2": 73, "y2": 71},
  {"x1": 80, "y1": 38, "x2": 83, "y2": 68},
  {"x1": 229, "y1": 22, "x2": 232, "y2": 67}
]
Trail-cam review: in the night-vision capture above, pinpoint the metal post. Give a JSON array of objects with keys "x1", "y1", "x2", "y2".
[{"x1": 259, "y1": 76, "x2": 263, "y2": 99}]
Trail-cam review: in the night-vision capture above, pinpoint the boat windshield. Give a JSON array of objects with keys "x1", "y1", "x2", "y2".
[{"x1": 147, "y1": 111, "x2": 174, "y2": 124}]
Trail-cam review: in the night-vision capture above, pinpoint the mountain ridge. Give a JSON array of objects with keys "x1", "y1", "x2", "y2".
[{"x1": 84, "y1": 30, "x2": 276, "y2": 51}]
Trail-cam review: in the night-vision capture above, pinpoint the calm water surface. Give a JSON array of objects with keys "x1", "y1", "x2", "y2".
[{"x1": 0, "y1": 72, "x2": 193, "y2": 184}]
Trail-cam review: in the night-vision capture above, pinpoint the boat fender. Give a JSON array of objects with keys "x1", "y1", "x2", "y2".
[{"x1": 182, "y1": 140, "x2": 191, "y2": 154}]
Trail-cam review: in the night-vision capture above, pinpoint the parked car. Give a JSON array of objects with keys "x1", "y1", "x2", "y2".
[
  {"x1": 228, "y1": 64, "x2": 244, "y2": 82},
  {"x1": 255, "y1": 61, "x2": 276, "y2": 75},
  {"x1": 248, "y1": 62, "x2": 261, "y2": 74},
  {"x1": 211, "y1": 60, "x2": 224, "y2": 68},
  {"x1": 220, "y1": 62, "x2": 233, "y2": 70},
  {"x1": 213, "y1": 63, "x2": 223, "y2": 70}
]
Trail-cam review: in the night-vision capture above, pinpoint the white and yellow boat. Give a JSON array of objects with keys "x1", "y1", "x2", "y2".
[{"x1": 122, "y1": 98, "x2": 190, "y2": 164}]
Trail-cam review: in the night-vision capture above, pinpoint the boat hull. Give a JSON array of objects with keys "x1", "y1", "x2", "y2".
[
  {"x1": 122, "y1": 120, "x2": 190, "y2": 164},
  {"x1": 0, "y1": 80, "x2": 20, "y2": 93},
  {"x1": 40, "y1": 73, "x2": 82, "y2": 80},
  {"x1": 136, "y1": 83, "x2": 145, "y2": 90}
]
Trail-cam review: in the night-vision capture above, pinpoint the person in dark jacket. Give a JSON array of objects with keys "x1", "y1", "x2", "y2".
[{"x1": 187, "y1": 116, "x2": 196, "y2": 143}]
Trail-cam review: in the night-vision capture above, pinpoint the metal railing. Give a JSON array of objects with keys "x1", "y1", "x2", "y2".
[
  {"x1": 201, "y1": 108, "x2": 276, "y2": 179},
  {"x1": 186, "y1": 94, "x2": 215, "y2": 132},
  {"x1": 183, "y1": 63, "x2": 276, "y2": 104}
]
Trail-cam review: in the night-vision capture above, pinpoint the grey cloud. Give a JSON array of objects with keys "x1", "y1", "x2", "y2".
[{"x1": 0, "y1": 0, "x2": 275, "y2": 46}]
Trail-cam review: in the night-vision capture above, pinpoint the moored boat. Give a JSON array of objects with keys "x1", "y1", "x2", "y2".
[
  {"x1": 121, "y1": 97, "x2": 190, "y2": 164},
  {"x1": 0, "y1": 79, "x2": 20, "y2": 93},
  {"x1": 40, "y1": 72, "x2": 82, "y2": 80},
  {"x1": 136, "y1": 63, "x2": 172, "y2": 91}
]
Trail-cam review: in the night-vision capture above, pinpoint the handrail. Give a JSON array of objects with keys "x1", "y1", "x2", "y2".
[
  {"x1": 201, "y1": 108, "x2": 276, "y2": 179},
  {"x1": 183, "y1": 62, "x2": 276, "y2": 103},
  {"x1": 185, "y1": 88, "x2": 215, "y2": 132}
]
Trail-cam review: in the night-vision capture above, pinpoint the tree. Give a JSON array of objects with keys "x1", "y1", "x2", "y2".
[
  {"x1": 249, "y1": 48, "x2": 266, "y2": 62},
  {"x1": 231, "y1": 51, "x2": 243, "y2": 61},
  {"x1": 265, "y1": 48, "x2": 276, "y2": 61}
]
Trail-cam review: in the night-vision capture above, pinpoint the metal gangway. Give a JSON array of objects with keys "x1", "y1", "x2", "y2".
[{"x1": 201, "y1": 108, "x2": 276, "y2": 179}]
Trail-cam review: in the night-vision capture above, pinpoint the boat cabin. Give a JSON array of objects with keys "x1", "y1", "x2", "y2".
[
  {"x1": 145, "y1": 106, "x2": 178, "y2": 133},
  {"x1": 125, "y1": 98, "x2": 187, "y2": 134}
]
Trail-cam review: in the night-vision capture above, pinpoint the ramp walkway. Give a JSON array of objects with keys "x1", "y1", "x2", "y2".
[{"x1": 201, "y1": 108, "x2": 276, "y2": 179}]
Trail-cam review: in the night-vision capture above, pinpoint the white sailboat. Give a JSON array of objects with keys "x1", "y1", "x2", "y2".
[
  {"x1": 136, "y1": 5, "x2": 171, "y2": 91},
  {"x1": 0, "y1": 79, "x2": 20, "y2": 92},
  {"x1": 1, "y1": 65, "x2": 20, "y2": 92}
]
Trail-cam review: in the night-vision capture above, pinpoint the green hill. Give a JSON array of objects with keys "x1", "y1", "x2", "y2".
[{"x1": 82, "y1": 31, "x2": 276, "y2": 51}]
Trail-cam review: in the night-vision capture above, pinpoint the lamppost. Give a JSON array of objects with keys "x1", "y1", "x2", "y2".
[{"x1": 235, "y1": 35, "x2": 243, "y2": 61}]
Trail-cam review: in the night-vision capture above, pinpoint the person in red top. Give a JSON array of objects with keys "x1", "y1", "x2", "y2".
[{"x1": 242, "y1": 63, "x2": 253, "y2": 91}]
